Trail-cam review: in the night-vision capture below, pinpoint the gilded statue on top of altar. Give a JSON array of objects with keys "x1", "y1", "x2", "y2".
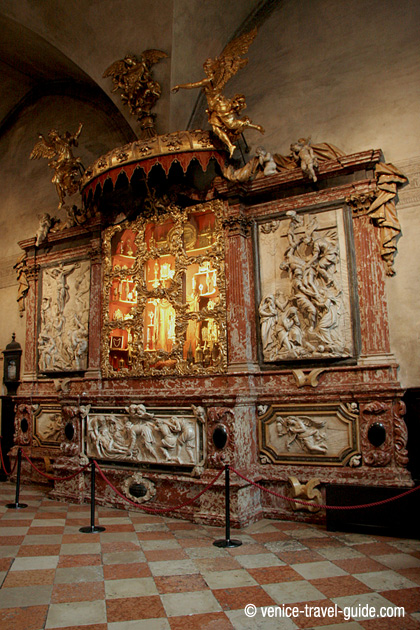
[
  {"x1": 172, "y1": 28, "x2": 264, "y2": 157},
  {"x1": 103, "y1": 49, "x2": 168, "y2": 137},
  {"x1": 30, "y1": 123, "x2": 84, "y2": 209}
]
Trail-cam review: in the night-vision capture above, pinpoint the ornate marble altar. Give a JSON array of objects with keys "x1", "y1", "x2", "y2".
[{"x1": 10, "y1": 134, "x2": 411, "y2": 527}]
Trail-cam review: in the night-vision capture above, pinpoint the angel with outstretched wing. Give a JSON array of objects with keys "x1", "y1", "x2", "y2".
[
  {"x1": 30, "y1": 123, "x2": 83, "y2": 208},
  {"x1": 103, "y1": 50, "x2": 167, "y2": 136},
  {"x1": 172, "y1": 28, "x2": 264, "y2": 157}
]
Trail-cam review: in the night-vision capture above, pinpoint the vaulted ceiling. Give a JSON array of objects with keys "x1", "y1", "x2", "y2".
[{"x1": 0, "y1": 1, "x2": 278, "y2": 141}]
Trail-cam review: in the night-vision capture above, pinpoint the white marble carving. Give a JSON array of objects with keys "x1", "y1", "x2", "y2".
[
  {"x1": 277, "y1": 415, "x2": 328, "y2": 454},
  {"x1": 38, "y1": 260, "x2": 90, "y2": 372},
  {"x1": 33, "y1": 407, "x2": 62, "y2": 446},
  {"x1": 85, "y1": 405, "x2": 203, "y2": 466},
  {"x1": 259, "y1": 403, "x2": 359, "y2": 465},
  {"x1": 258, "y1": 208, "x2": 353, "y2": 361}
]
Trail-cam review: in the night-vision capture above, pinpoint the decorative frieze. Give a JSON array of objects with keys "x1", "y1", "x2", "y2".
[{"x1": 84, "y1": 404, "x2": 205, "y2": 468}]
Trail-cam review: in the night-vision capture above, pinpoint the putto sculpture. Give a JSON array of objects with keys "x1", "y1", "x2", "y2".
[
  {"x1": 103, "y1": 49, "x2": 168, "y2": 137},
  {"x1": 172, "y1": 27, "x2": 264, "y2": 157},
  {"x1": 30, "y1": 123, "x2": 84, "y2": 209}
]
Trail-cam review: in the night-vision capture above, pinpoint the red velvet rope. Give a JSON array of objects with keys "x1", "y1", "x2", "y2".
[
  {"x1": 229, "y1": 466, "x2": 420, "y2": 511},
  {"x1": 4, "y1": 439, "x2": 418, "y2": 513},
  {"x1": 20, "y1": 449, "x2": 91, "y2": 481},
  {"x1": 93, "y1": 460, "x2": 224, "y2": 513},
  {"x1": 0, "y1": 438, "x2": 18, "y2": 477}
]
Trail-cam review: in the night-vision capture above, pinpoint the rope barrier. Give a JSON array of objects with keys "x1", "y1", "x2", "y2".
[
  {"x1": 2, "y1": 439, "x2": 418, "y2": 516},
  {"x1": 0, "y1": 438, "x2": 18, "y2": 477},
  {"x1": 93, "y1": 460, "x2": 224, "y2": 513},
  {"x1": 229, "y1": 465, "x2": 420, "y2": 511},
  {"x1": 20, "y1": 450, "x2": 91, "y2": 481}
]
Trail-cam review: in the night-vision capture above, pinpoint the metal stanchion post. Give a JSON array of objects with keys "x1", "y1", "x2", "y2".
[
  {"x1": 214, "y1": 464, "x2": 242, "y2": 548},
  {"x1": 79, "y1": 461, "x2": 106, "y2": 533},
  {"x1": 6, "y1": 448, "x2": 28, "y2": 509}
]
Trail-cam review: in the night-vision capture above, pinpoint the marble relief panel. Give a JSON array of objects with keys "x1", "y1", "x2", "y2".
[
  {"x1": 259, "y1": 403, "x2": 360, "y2": 466},
  {"x1": 84, "y1": 404, "x2": 205, "y2": 468},
  {"x1": 33, "y1": 405, "x2": 62, "y2": 447},
  {"x1": 257, "y1": 208, "x2": 355, "y2": 362},
  {"x1": 38, "y1": 260, "x2": 90, "y2": 372}
]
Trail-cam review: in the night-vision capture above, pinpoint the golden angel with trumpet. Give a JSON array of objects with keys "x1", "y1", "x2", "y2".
[{"x1": 172, "y1": 28, "x2": 264, "y2": 157}]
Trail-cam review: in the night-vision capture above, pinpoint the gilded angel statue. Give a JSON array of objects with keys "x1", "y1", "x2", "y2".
[
  {"x1": 103, "y1": 50, "x2": 168, "y2": 137},
  {"x1": 30, "y1": 123, "x2": 83, "y2": 209},
  {"x1": 172, "y1": 28, "x2": 264, "y2": 158}
]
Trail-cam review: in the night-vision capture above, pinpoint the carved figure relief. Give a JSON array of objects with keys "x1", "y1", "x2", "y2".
[
  {"x1": 277, "y1": 415, "x2": 328, "y2": 454},
  {"x1": 259, "y1": 403, "x2": 359, "y2": 465},
  {"x1": 258, "y1": 208, "x2": 354, "y2": 361},
  {"x1": 38, "y1": 260, "x2": 90, "y2": 372},
  {"x1": 33, "y1": 406, "x2": 62, "y2": 447},
  {"x1": 85, "y1": 405, "x2": 204, "y2": 467}
]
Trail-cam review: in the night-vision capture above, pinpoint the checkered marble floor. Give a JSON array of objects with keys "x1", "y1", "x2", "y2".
[{"x1": 0, "y1": 482, "x2": 419, "y2": 630}]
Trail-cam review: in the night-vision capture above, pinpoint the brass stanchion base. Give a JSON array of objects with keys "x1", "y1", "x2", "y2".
[
  {"x1": 79, "y1": 525, "x2": 106, "y2": 533},
  {"x1": 213, "y1": 538, "x2": 242, "y2": 548}
]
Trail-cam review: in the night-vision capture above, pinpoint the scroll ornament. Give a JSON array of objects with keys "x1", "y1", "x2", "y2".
[
  {"x1": 393, "y1": 400, "x2": 409, "y2": 467},
  {"x1": 287, "y1": 476, "x2": 322, "y2": 513},
  {"x1": 367, "y1": 162, "x2": 408, "y2": 276}
]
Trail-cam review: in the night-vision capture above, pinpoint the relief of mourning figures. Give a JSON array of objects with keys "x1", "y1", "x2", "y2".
[
  {"x1": 85, "y1": 404, "x2": 202, "y2": 466},
  {"x1": 38, "y1": 260, "x2": 90, "y2": 372},
  {"x1": 258, "y1": 209, "x2": 354, "y2": 361}
]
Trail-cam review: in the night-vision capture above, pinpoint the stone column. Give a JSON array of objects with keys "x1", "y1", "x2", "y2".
[
  {"x1": 352, "y1": 213, "x2": 393, "y2": 363},
  {"x1": 224, "y1": 207, "x2": 259, "y2": 372},
  {"x1": 22, "y1": 264, "x2": 39, "y2": 381},
  {"x1": 86, "y1": 238, "x2": 102, "y2": 378}
]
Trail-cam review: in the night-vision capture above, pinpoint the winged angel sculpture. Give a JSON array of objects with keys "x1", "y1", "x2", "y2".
[
  {"x1": 172, "y1": 28, "x2": 264, "y2": 157},
  {"x1": 30, "y1": 123, "x2": 84, "y2": 209},
  {"x1": 103, "y1": 50, "x2": 168, "y2": 137}
]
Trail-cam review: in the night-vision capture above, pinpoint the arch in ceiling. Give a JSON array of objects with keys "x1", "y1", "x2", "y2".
[{"x1": 0, "y1": 13, "x2": 135, "y2": 142}]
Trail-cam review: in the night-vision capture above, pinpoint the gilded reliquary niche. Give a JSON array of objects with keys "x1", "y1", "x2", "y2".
[
  {"x1": 259, "y1": 403, "x2": 360, "y2": 466},
  {"x1": 38, "y1": 260, "x2": 90, "y2": 373},
  {"x1": 84, "y1": 404, "x2": 205, "y2": 468},
  {"x1": 257, "y1": 208, "x2": 355, "y2": 363},
  {"x1": 102, "y1": 199, "x2": 227, "y2": 376}
]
